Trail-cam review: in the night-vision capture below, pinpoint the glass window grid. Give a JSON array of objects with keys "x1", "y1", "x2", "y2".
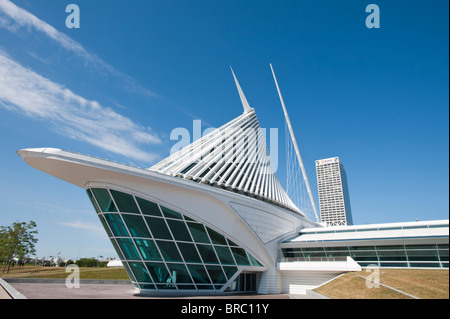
[
  {"x1": 87, "y1": 188, "x2": 263, "y2": 291},
  {"x1": 281, "y1": 244, "x2": 449, "y2": 268}
]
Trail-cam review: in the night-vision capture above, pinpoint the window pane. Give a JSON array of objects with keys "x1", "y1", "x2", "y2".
[
  {"x1": 156, "y1": 240, "x2": 183, "y2": 262},
  {"x1": 184, "y1": 215, "x2": 196, "y2": 222},
  {"x1": 110, "y1": 190, "x2": 139, "y2": 213},
  {"x1": 324, "y1": 247, "x2": 349, "y2": 251},
  {"x1": 302, "y1": 247, "x2": 325, "y2": 252},
  {"x1": 349, "y1": 251, "x2": 378, "y2": 262},
  {"x1": 325, "y1": 251, "x2": 349, "y2": 258},
  {"x1": 281, "y1": 248, "x2": 303, "y2": 258},
  {"x1": 248, "y1": 253, "x2": 263, "y2": 267},
  {"x1": 122, "y1": 214, "x2": 151, "y2": 238},
  {"x1": 104, "y1": 213, "x2": 129, "y2": 237},
  {"x1": 187, "y1": 264, "x2": 212, "y2": 284},
  {"x1": 407, "y1": 250, "x2": 439, "y2": 262},
  {"x1": 222, "y1": 266, "x2": 238, "y2": 281},
  {"x1": 205, "y1": 265, "x2": 227, "y2": 284},
  {"x1": 160, "y1": 206, "x2": 183, "y2": 219},
  {"x1": 207, "y1": 227, "x2": 227, "y2": 245},
  {"x1": 110, "y1": 238, "x2": 125, "y2": 260},
  {"x1": 377, "y1": 245, "x2": 405, "y2": 251},
  {"x1": 129, "y1": 262, "x2": 152, "y2": 283},
  {"x1": 439, "y1": 250, "x2": 449, "y2": 261},
  {"x1": 166, "y1": 263, "x2": 193, "y2": 284},
  {"x1": 350, "y1": 246, "x2": 376, "y2": 251},
  {"x1": 380, "y1": 262, "x2": 408, "y2": 267},
  {"x1": 145, "y1": 216, "x2": 172, "y2": 240},
  {"x1": 86, "y1": 189, "x2": 101, "y2": 213},
  {"x1": 121, "y1": 261, "x2": 136, "y2": 282},
  {"x1": 145, "y1": 262, "x2": 171, "y2": 283},
  {"x1": 304, "y1": 252, "x2": 327, "y2": 258},
  {"x1": 358, "y1": 262, "x2": 380, "y2": 267},
  {"x1": 134, "y1": 239, "x2": 162, "y2": 261},
  {"x1": 136, "y1": 197, "x2": 162, "y2": 216},
  {"x1": 166, "y1": 219, "x2": 192, "y2": 242},
  {"x1": 187, "y1": 222, "x2": 210, "y2": 243},
  {"x1": 98, "y1": 214, "x2": 113, "y2": 238},
  {"x1": 214, "y1": 246, "x2": 235, "y2": 265},
  {"x1": 91, "y1": 188, "x2": 117, "y2": 212},
  {"x1": 177, "y1": 242, "x2": 202, "y2": 263},
  {"x1": 197, "y1": 244, "x2": 219, "y2": 264},
  {"x1": 405, "y1": 245, "x2": 437, "y2": 250},
  {"x1": 116, "y1": 238, "x2": 140, "y2": 260},
  {"x1": 227, "y1": 238, "x2": 238, "y2": 247},
  {"x1": 377, "y1": 250, "x2": 407, "y2": 261},
  {"x1": 231, "y1": 247, "x2": 250, "y2": 266}
]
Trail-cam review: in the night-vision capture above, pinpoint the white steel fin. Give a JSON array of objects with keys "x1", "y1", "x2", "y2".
[
  {"x1": 270, "y1": 63, "x2": 320, "y2": 223},
  {"x1": 230, "y1": 66, "x2": 252, "y2": 114},
  {"x1": 150, "y1": 110, "x2": 303, "y2": 216}
]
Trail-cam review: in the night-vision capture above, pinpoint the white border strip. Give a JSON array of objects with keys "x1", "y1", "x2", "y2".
[{"x1": 0, "y1": 278, "x2": 27, "y2": 299}]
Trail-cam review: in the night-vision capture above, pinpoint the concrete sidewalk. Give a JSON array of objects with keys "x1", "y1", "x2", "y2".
[{"x1": 1, "y1": 278, "x2": 327, "y2": 299}]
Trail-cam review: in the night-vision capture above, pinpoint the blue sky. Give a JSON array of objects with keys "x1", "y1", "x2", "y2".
[{"x1": 0, "y1": 0, "x2": 448, "y2": 260}]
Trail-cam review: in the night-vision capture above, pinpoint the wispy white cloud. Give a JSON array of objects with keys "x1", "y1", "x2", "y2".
[
  {"x1": 57, "y1": 220, "x2": 105, "y2": 237},
  {"x1": 0, "y1": 0, "x2": 87, "y2": 55},
  {"x1": 16, "y1": 200, "x2": 91, "y2": 216},
  {"x1": 0, "y1": 0, "x2": 156, "y2": 98},
  {"x1": 0, "y1": 51, "x2": 161, "y2": 163}
]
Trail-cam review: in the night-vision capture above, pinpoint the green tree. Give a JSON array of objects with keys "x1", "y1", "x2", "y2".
[
  {"x1": 0, "y1": 221, "x2": 38, "y2": 273},
  {"x1": 76, "y1": 257, "x2": 98, "y2": 268}
]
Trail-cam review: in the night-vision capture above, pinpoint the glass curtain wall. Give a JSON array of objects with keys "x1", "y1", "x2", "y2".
[
  {"x1": 281, "y1": 245, "x2": 449, "y2": 268},
  {"x1": 86, "y1": 188, "x2": 264, "y2": 291}
]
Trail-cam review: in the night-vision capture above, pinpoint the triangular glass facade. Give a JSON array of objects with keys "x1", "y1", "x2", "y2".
[{"x1": 86, "y1": 188, "x2": 264, "y2": 291}]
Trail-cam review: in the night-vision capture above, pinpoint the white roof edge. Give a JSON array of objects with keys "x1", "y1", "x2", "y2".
[
  {"x1": 282, "y1": 220, "x2": 449, "y2": 245},
  {"x1": 17, "y1": 147, "x2": 145, "y2": 171},
  {"x1": 17, "y1": 147, "x2": 311, "y2": 222},
  {"x1": 302, "y1": 219, "x2": 449, "y2": 233}
]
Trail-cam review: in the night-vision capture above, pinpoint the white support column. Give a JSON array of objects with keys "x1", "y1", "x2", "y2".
[
  {"x1": 257, "y1": 267, "x2": 281, "y2": 294},
  {"x1": 270, "y1": 64, "x2": 320, "y2": 223}
]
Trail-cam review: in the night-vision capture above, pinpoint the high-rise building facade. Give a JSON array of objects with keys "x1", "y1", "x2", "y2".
[{"x1": 316, "y1": 157, "x2": 353, "y2": 226}]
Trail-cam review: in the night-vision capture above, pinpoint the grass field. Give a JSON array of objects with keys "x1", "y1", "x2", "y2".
[
  {"x1": 0, "y1": 264, "x2": 129, "y2": 280},
  {"x1": 314, "y1": 268, "x2": 449, "y2": 299}
]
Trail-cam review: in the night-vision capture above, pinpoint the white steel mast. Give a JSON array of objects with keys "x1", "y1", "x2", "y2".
[{"x1": 270, "y1": 63, "x2": 320, "y2": 223}]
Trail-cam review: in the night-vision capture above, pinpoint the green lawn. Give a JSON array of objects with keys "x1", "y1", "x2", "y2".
[
  {"x1": 314, "y1": 268, "x2": 449, "y2": 299},
  {"x1": 0, "y1": 264, "x2": 129, "y2": 280}
]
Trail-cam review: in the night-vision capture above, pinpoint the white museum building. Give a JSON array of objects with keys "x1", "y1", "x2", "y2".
[{"x1": 17, "y1": 68, "x2": 448, "y2": 295}]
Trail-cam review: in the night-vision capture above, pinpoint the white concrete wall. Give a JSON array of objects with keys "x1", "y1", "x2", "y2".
[{"x1": 280, "y1": 271, "x2": 342, "y2": 294}]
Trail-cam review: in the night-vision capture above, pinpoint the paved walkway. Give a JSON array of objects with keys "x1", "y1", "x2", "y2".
[{"x1": 0, "y1": 279, "x2": 325, "y2": 299}]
